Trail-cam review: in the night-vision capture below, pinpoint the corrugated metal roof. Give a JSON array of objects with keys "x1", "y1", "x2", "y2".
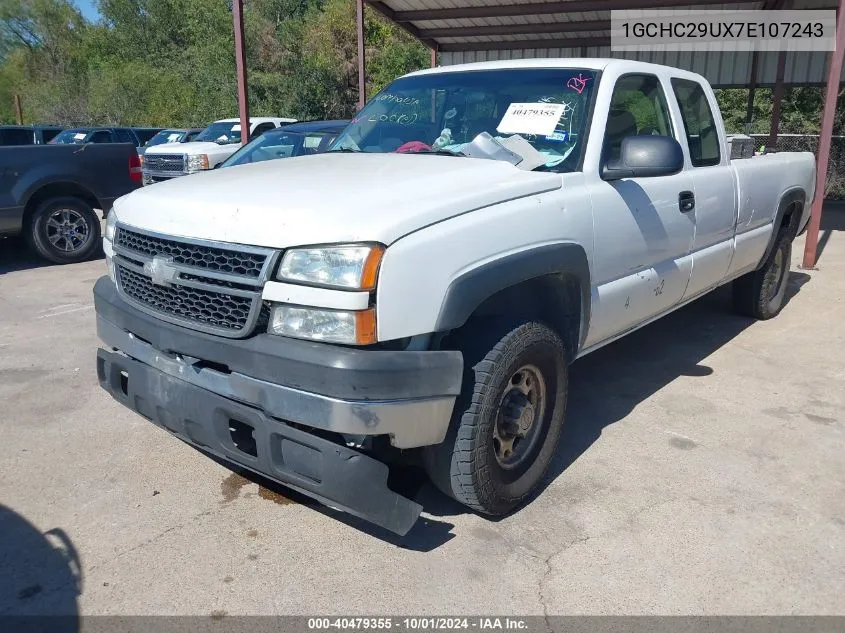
[
  {"x1": 439, "y1": 49, "x2": 844, "y2": 85},
  {"x1": 367, "y1": 0, "x2": 842, "y2": 86}
]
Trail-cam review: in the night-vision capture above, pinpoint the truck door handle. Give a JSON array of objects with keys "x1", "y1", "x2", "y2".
[{"x1": 679, "y1": 191, "x2": 695, "y2": 213}]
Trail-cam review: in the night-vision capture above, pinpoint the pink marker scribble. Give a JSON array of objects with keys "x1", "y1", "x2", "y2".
[{"x1": 566, "y1": 74, "x2": 591, "y2": 95}]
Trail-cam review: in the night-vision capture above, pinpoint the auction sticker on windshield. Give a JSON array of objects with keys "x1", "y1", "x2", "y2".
[{"x1": 497, "y1": 102, "x2": 566, "y2": 136}]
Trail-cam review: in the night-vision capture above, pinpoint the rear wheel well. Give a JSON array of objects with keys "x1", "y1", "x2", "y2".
[
  {"x1": 779, "y1": 199, "x2": 803, "y2": 239},
  {"x1": 447, "y1": 274, "x2": 582, "y2": 363},
  {"x1": 23, "y1": 183, "x2": 100, "y2": 230}
]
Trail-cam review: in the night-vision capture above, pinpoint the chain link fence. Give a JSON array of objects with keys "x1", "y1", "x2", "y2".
[{"x1": 749, "y1": 134, "x2": 845, "y2": 200}]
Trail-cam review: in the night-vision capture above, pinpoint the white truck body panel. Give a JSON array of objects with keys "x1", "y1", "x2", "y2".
[
  {"x1": 115, "y1": 152, "x2": 561, "y2": 247},
  {"x1": 111, "y1": 58, "x2": 816, "y2": 353},
  {"x1": 97, "y1": 58, "x2": 818, "y2": 533}
]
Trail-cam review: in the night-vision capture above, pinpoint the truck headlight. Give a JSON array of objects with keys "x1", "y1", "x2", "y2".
[
  {"x1": 268, "y1": 305, "x2": 376, "y2": 345},
  {"x1": 104, "y1": 210, "x2": 118, "y2": 242},
  {"x1": 277, "y1": 244, "x2": 384, "y2": 290},
  {"x1": 186, "y1": 154, "x2": 209, "y2": 172}
]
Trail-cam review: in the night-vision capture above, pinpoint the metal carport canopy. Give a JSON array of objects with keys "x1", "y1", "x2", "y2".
[
  {"x1": 365, "y1": 0, "x2": 841, "y2": 86},
  {"x1": 355, "y1": 0, "x2": 845, "y2": 267}
]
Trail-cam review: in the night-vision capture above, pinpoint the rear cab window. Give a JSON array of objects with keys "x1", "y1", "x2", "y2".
[{"x1": 671, "y1": 78, "x2": 721, "y2": 167}]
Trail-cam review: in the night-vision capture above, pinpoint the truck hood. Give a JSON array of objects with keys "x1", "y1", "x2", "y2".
[
  {"x1": 145, "y1": 141, "x2": 238, "y2": 160},
  {"x1": 113, "y1": 153, "x2": 562, "y2": 247}
]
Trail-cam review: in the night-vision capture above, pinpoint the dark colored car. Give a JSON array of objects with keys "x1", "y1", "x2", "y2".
[
  {"x1": 132, "y1": 127, "x2": 164, "y2": 145},
  {"x1": 50, "y1": 127, "x2": 143, "y2": 147},
  {"x1": 219, "y1": 120, "x2": 349, "y2": 168},
  {"x1": 0, "y1": 144, "x2": 142, "y2": 264},
  {"x1": 138, "y1": 128, "x2": 203, "y2": 157},
  {"x1": 0, "y1": 125, "x2": 64, "y2": 146}
]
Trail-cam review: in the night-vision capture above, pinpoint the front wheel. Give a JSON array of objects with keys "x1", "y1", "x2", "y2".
[
  {"x1": 423, "y1": 321, "x2": 568, "y2": 515},
  {"x1": 26, "y1": 196, "x2": 101, "y2": 264}
]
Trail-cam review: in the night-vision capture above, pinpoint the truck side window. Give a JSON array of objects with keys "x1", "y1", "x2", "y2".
[
  {"x1": 671, "y1": 78, "x2": 721, "y2": 167},
  {"x1": 114, "y1": 128, "x2": 136, "y2": 145},
  {"x1": 89, "y1": 130, "x2": 112, "y2": 143},
  {"x1": 251, "y1": 122, "x2": 276, "y2": 139},
  {"x1": 604, "y1": 74, "x2": 674, "y2": 162}
]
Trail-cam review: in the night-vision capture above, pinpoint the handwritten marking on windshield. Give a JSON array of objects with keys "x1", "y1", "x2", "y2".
[
  {"x1": 566, "y1": 74, "x2": 592, "y2": 94},
  {"x1": 375, "y1": 94, "x2": 421, "y2": 106},
  {"x1": 352, "y1": 113, "x2": 419, "y2": 126}
]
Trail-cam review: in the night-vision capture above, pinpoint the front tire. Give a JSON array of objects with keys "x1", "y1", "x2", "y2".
[
  {"x1": 423, "y1": 321, "x2": 568, "y2": 515},
  {"x1": 733, "y1": 229, "x2": 792, "y2": 320},
  {"x1": 26, "y1": 196, "x2": 101, "y2": 264}
]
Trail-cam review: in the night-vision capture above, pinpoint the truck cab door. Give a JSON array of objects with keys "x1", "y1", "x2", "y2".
[
  {"x1": 670, "y1": 78, "x2": 738, "y2": 300},
  {"x1": 583, "y1": 73, "x2": 696, "y2": 348}
]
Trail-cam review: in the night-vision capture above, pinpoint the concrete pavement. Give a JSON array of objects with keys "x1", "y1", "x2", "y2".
[{"x1": 1, "y1": 210, "x2": 843, "y2": 617}]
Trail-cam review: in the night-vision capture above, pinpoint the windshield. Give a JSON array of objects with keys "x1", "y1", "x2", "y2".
[
  {"x1": 145, "y1": 130, "x2": 186, "y2": 147},
  {"x1": 50, "y1": 130, "x2": 89, "y2": 144},
  {"x1": 330, "y1": 68, "x2": 597, "y2": 171},
  {"x1": 221, "y1": 131, "x2": 332, "y2": 167},
  {"x1": 194, "y1": 122, "x2": 246, "y2": 145}
]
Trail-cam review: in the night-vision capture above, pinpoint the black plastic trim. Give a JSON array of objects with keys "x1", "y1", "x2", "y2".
[
  {"x1": 757, "y1": 188, "x2": 806, "y2": 269},
  {"x1": 434, "y1": 242, "x2": 591, "y2": 350},
  {"x1": 97, "y1": 348, "x2": 422, "y2": 535},
  {"x1": 94, "y1": 276, "x2": 462, "y2": 401}
]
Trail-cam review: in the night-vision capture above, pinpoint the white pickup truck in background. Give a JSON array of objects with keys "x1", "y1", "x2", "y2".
[
  {"x1": 95, "y1": 59, "x2": 815, "y2": 535},
  {"x1": 142, "y1": 117, "x2": 295, "y2": 184}
]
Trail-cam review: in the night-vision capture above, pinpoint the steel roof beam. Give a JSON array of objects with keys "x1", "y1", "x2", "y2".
[
  {"x1": 389, "y1": 0, "x2": 757, "y2": 23},
  {"x1": 438, "y1": 36, "x2": 611, "y2": 51},
  {"x1": 420, "y1": 19, "x2": 607, "y2": 38}
]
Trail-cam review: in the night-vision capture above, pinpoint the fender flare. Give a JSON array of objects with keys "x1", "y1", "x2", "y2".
[
  {"x1": 434, "y1": 242, "x2": 591, "y2": 352},
  {"x1": 757, "y1": 188, "x2": 806, "y2": 269}
]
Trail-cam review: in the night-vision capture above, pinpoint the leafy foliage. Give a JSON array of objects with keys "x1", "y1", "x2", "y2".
[{"x1": 0, "y1": 0, "x2": 428, "y2": 125}]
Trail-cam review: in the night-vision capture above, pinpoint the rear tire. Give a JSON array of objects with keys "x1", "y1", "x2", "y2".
[
  {"x1": 423, "y1": 320, "x2": 567, "y2": 515},
  {"x1": 26, "y1": 196, "x2": 101, "y2": 264},
  {"x1": 732, "y1": 229, "x2": 792, "y2": 320}
]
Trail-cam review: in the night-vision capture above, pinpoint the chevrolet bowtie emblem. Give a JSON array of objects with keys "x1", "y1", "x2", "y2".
[{"x1": 143, "y1": 256, "x2": 179, "y2": 287}]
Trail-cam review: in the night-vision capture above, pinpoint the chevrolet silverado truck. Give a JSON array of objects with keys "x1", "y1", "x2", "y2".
[
  {"x1": 141, "y1": 117, "x2": 295, "y2": 184},
  {"x1": 1, "y1": 143, "x2": 142, "y2": 263},
  {"x1": 95, "y1": 59, "x2": 815, "y2": 535}
]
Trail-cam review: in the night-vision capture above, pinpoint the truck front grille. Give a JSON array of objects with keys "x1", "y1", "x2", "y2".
[
  {"x1": 117, "y1": 265, "x2": 253, "y2": 332},
  {"x1": 112, "y1": 226, "x2": 277, "y2": 338},
  {"x1": 116, "y1": 228, "x2": 268, "y2": 279},
  {"x1": 143, "y1": 154, "x2": 186, "y2": 173}
]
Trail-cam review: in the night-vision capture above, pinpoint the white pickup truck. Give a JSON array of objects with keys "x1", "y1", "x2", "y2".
[
  {"x1": 141, "y1": 117, "x2": 295, "y2": 184},
  {"x1": 95, "y1": 59, "x2": 815, "y2": 535}
]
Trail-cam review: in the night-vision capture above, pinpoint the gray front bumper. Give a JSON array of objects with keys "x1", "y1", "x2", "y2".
[
  {"x1": 98, "y1": 317, "x2": 456, "y2": 448},
  {"x1": 93, "y1": 277, "x2": 462, "y2": 449}
]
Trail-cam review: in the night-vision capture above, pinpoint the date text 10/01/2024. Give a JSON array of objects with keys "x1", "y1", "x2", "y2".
[{"x1": 307, "y1": 617, "x2": 529, "y2": 630}]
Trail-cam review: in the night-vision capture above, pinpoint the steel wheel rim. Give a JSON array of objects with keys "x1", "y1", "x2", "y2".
[
  {"x1": 45, "y1": 208, "x2": 89, "y2": 252},
  {"x1": 493, "y1": 363, "x2": 547, "y2": 469}
]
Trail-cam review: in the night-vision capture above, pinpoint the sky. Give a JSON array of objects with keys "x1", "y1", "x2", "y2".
[{"x1": 72, "y1": 0, "x2": 100, "y2": 22}]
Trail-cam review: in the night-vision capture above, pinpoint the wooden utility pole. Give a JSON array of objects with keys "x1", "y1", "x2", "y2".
[
  {"x1": 14, "y1": 94, "x2": 23, "y2": 125},
  {"x1": 232, "y1": 0, "x2": 250, "y2": 145},
  {"x1": 356, "y1": 0, "x2": 366, "y2": 110}
]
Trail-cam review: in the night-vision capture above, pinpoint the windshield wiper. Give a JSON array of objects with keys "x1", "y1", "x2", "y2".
[
  {"x1": 328, "y1": 147, "x2": 363, "y2": 153},
  {"x1": 413, "y1": 149, "x2": 466, "y2": 157}
]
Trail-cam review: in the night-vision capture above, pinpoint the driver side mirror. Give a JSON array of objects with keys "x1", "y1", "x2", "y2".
[{"x1": 601, "y1": 135, "x2": 684, "y2": 181}]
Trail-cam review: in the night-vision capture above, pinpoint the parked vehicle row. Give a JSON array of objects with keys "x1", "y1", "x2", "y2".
[
  {"x1": 141, "y1": 117, "x2": 296, "y2": 184},
  {"x1": 0, "y1": 125, "x2": 64, "y2": 145},
  {"x1": 0, "y1": 143, "x2": 142, "y2": 263},
  {"x1": 95, "y1": 59, "x2": 815, "y2": 535},
  {"x1": 219, "y1": 120, "x2": 348, "y2": 169}
]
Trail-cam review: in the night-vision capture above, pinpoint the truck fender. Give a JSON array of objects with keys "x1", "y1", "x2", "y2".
[
  {"x1": 434, "y1": 242, "x2": 591, "y2": 355},
  {"x1": 13, "y1": 162, "x2": 102, "y2": 211},
  {"x1": 757, "y1": 188, "x2": 805, "y2": 269}
]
